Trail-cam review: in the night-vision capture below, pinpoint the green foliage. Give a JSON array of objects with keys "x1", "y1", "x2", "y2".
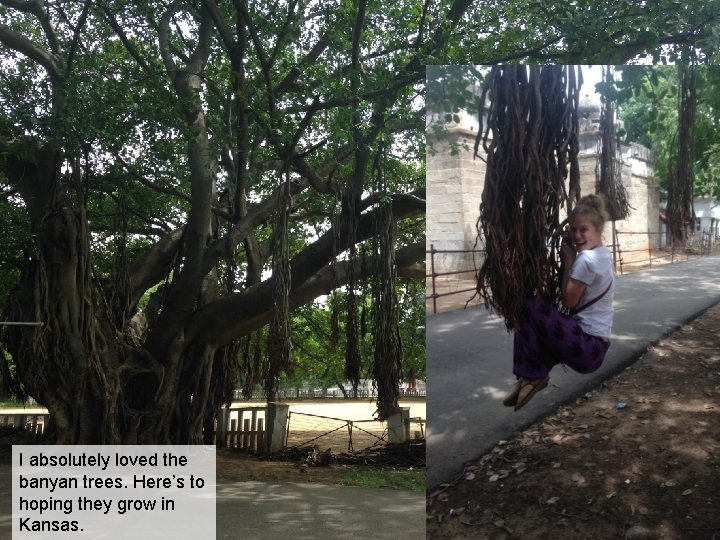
[
  {"x1": 440, "y1": 0, "x2": 720, "y2": 65},
  {"x1": 340, "y1": 467, "x2": 425, "y2": 491},
  {"x1": 0, "y1": 196, "x2": 27, "y2": 304},
  {"x1": 616, "y1": 66, "x2": 720, "y2": 200},
  {"x1": 289, "y1": 280, "x2": 425, "y2": 391}
]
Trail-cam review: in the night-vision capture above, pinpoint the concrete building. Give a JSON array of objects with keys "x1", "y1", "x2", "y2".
[{"x1": 694, "y1": 196, "x2": 720, "y2": 237}]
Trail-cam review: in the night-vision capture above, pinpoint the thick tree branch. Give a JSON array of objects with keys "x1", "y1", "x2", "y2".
[
  {"x1": 145, "y1": 4, "x2": 218, "y2": 358},
  {"x1": 189, "y1": 241, "x2": 424, "y2": 346},
  {"x1": 202, "y1": 177, "x2": 311, "y2": 274},
  {"x1": 0, "y1": 24, "x2": 63, "y2": 80},
  {"x1": 128, "y1": 227, "x2": 184, "y2": 309},
  {"x1": 0, "y1": 0, "x2": 60, "y2": 53},
  {"x1": 201, "y1": 0, "x2": 235, "y2": 55},
  {"x1": 276, "y1": 36, "x2": 329, "y2": 95},
  {"x1": 291, "y1": 155, "x2": 338, "y2": 194},
  {"x1": 233, "y1": 0, "x2": 271, "y2": 79},
  {"x1": 158, "y1": 2, "x2": 184, "y2": 85}
]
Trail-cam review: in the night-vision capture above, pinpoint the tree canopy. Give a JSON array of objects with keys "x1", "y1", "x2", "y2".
[{"x1": 435, "y1": 0, "x2": 720, "y2": 65}]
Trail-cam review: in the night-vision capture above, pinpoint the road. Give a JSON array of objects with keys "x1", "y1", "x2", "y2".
[
  {"x1": 427, "y1": 253, "x2": 720, "y2": 489},
  {"x1": 0, "y1": 465, "x2": 425, "y2": 540}
]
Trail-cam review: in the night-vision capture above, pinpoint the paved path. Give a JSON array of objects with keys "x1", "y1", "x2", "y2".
[
  {"x1": 0, "y1": 464, "x2": 424, "y2": 540},
  {"x1": 427, "y1": 253, "x2": 720, "y2": 490}
]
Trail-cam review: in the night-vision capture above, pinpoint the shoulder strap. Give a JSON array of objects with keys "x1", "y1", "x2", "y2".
[{"x1": 570, "y1": 280, "x2": 613, "y2": 317}]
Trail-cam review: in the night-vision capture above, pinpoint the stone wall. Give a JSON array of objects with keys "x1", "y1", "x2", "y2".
[
  {"x1": 613, "y1": 143, "x2": 660, "y2": 262},
  {"x1": 426, "y1": 126, "x2": 485, "y2": 280}
]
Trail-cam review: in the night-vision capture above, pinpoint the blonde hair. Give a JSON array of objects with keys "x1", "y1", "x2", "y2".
[{"x1": 569, "y1": 194, "x2": 609, "y2": 232}]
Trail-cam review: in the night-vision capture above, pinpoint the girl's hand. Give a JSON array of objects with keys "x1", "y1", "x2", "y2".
[{"x1": 561, "y1": 236, "x2": 576, "y2": 266}]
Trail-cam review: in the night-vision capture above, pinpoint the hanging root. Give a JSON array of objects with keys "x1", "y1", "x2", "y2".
[
  {"x1": 667, "y1": 63, "x2": 696, "y2": 246},
  {"x1": 475, "y1": 65, "x2": 582, "y2": 330},
  {"x1": 597, "y1": 66, "x2": 631, "y2": 221},
  {"x1": 371, "y1": 143, "x2": 401, "y2": 421},
  {"x1": 266, "y1": 166, "x2": 293, "y2": 401}
]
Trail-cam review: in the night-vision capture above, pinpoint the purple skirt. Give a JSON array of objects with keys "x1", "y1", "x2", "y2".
[{"x1": 513, "y1": 297, "x2": 610, "y2": 380}]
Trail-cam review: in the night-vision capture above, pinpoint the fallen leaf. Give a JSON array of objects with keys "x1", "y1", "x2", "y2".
[
  {"x1": 546, "y1": 497, "x2": 560, "y2": 505},
  {"x1": 465, "y1": 472, "x2": 476, "y2": 481},
  {"x1": 488, "y1": 474, "x2": 499, "y2": 482},
  {"x1": 571, "y1": 473, "x2": 586, "y2": 485},
  {"x1": 682, "y1": 489, "x2": 693, "y2": 496},
  {"x1": 606, "y1": 492, "x2": 616, "y2": 499}
]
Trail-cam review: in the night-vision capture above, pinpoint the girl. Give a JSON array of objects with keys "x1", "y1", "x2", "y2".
[{"x1": 502, "y1": 194, "x2": 615, "y2": 411}]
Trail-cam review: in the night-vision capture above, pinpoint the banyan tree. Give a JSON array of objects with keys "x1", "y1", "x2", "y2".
[
  {"x1": 474, "y1": 65, "x2": 582, "y2": 330},
  {"x1": 0, "y1": 0, "x2": 428, "y2": 444}
]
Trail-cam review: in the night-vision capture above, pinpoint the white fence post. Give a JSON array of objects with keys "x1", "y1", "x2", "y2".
[
  {"x1": 216, "y1": 408, "x2": 229, "y2": 448},
  {"x1": 387, "y1": 407, "x2": 410, "y2": 443},
  {"x1": 264, "y1": 402, "x2": 289, "y2": 454}
]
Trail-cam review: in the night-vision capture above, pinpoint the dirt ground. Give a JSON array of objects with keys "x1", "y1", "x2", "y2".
[
  {"x1": 216, "y1": 448, "x2": 356, "y2": 484},
  {"x1": 214, "y1": 444, "x2": 424, "y2": 485},
  {"x1": 427, "y1": 301, "x2": 720, "y2": 539}
]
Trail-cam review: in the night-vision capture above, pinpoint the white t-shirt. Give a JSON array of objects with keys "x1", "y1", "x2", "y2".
[{"x1": 569, "y1": 246, "x2": 615, "y2": 338}]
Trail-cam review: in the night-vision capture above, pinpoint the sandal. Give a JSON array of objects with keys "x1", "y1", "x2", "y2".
[
  {"x1": 502, "y1": 380, "x2": 524, "y2": 407},
  {"x1": 514, "y1": 377, "x2": 549, "y2": 411}
]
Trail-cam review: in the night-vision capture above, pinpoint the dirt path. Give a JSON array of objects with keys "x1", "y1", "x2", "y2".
[{"x1": 427, "y1": 302, "x2": 720, "y2": 539}]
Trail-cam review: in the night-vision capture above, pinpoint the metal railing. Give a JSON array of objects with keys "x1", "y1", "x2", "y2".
[
  {"x1": 427, "y1": 231, "x2": 720, "y2": 315},
  {"x1": 285, "y1": 411, "x2": 426, "y2": 453},
  {"x1": 613, "y1": 230, "x2": 718, "y2": 275},
  {"x1": 426, "y1": 245, "x2": 485, "y2": 314}
]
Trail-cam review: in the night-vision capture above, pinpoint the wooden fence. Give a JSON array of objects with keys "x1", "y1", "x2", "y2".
[{"x1": 216, "y1": 406, "x2": 267, "y2": 452}]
